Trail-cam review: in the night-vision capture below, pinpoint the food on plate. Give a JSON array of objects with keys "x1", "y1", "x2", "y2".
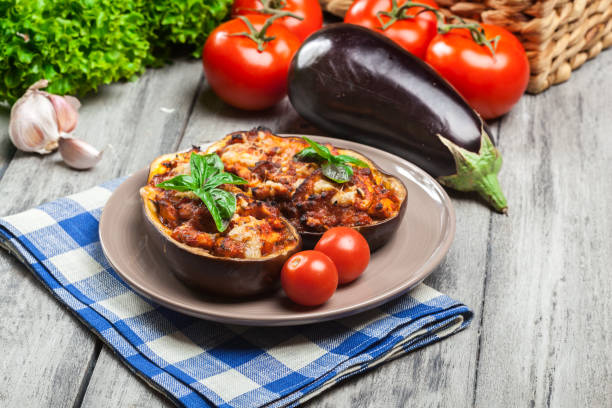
[
  {"x1": 231, "y1": 0, "x2": 323, "y2": 41},
  {"x1": 314, "y1": 227, "x2": 370, "y2": 284},
  {"x1": 281, "y1": 250, "x2": 338, "y2": 306},
  {"x1": 140, "y1": 148, "x2": 302, "y2": 297},
  {"x1": 344, "y1": 0, "x2": 439, "y2": 58},
  {"x1": 288, "y1": 24, "x2": 508, "y2": 213},
  {"x1": 140, "y1": 128, "x2": 406, "y2": 296},
  {"x1": 202, "y1": 14, "x2": 301, "y2": 110},
  {"x1": 205, "y1": 128, "x2": 408, "y2": 250},
  {"x1": 425, "y1": 23, "x2": 529, "y2": 119}
]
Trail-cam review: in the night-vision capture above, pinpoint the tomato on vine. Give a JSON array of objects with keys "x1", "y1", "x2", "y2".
[
  {"x1": 202, "y1": 14, "x2": 301, "y2": 110},
  {"x1": 232, "y1": 0, "x2": 323, "y2": 41},
  {"x1": 344, "y1": 0, "x2": 440, "y2": 58},
  {"x1": 425, "y1": 23, "x2": 529, "y2": 119}
]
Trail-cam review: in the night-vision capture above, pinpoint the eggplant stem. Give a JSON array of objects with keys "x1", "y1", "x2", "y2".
[{"x1": 436, "y1": 130, "x2": 508, "y2": 213}]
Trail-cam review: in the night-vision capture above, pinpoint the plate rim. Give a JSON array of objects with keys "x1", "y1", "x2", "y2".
[{"x1": 100, "y1": 134, "x2": 456, "y2": 326}]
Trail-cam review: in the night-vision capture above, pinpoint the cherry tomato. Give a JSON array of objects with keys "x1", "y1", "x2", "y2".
[
  {"x1": 425, "y1": 24, "x2": 529, "y2": 119},
  {"x1": 281, "y1": 250, "x2": 338, "y2": 306},
  {"x1": 314, "y1": 227, "x2": 370, "y2": 284},
  {"x1": 344, "y1": 0, "x2": 439, "y2": 59},
  {"x1": 232, "y1": 0, "x2": 323, "y2": 41},
  {"x1": 202, "y1": 15, "x2": 301, "y2": 110}
]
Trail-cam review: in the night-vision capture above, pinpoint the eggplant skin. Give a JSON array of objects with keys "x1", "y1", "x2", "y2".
[
  {"x1": 141, "y1": 196, "x2": 302, "y2": 297},
  {"x1": 288, "y1": 23, "x2": 491, "y2": 179}
]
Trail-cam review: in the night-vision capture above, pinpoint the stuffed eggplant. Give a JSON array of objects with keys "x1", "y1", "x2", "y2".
[
  {"x1": 205, "y1": 128, "x2": 407, "y2": 250},
  {"x1": 288, "y1": 24, "x2": 508, "y2": 213},
  {"x1": 140, "y1": 148, "x2": 302, "y2": 297}
]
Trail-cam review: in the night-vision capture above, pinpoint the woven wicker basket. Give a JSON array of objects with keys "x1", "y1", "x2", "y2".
[{"x1": 320, "y1": 0, "x2": 612, "y2": 93}]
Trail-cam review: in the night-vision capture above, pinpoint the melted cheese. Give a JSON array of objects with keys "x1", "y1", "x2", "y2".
[
  {"x1": 331, "y1": 190, "x2": 357, "y2": 207},
  {"x1": 227, "y1": 216, "x2": 263, "y2": 258},
  {"x1": 313, "y1": 179, "x2": 336, "y2": 194}
]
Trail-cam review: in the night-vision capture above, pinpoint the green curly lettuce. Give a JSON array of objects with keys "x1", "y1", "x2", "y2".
[
  {"x1": 145, "y1": 0, "x2": 234, "y2": 60},
  {"x1": 0, "y1": 0, "x2": 233, "y2": 104}
]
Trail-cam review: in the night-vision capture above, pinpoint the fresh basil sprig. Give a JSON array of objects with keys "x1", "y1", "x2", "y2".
[
  {"x1": 156, "y1": 153, "x2": 247, "y2": 232},
  {"x1": 294, "y1": 137, "x2": 369, "y2": 183}
]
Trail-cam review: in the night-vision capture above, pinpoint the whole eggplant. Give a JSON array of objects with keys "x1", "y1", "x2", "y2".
[{"x1": 288, "y1": 24, "x2": 507, "y2": 213}]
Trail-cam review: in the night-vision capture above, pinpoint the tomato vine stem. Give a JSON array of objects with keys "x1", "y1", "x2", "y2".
[
  {"x1": 235, "y1": 0, "x2": 303, "y2": 21},
  {"x1": 376, "y1": 0, "x2": 441, "y2": 31},
  {"x1": 376, "y1": 0, "x2": 500, "y2": 56},
  {"x1": 437, "y1": 17, "x2": 501, "y2": 56},
  {"x1": 230, "y1": 12, "x2": 301, "y2": 52}
]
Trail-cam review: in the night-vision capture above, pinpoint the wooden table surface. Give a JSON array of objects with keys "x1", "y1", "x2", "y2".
[{"x1": 0, "y1": 48, "x2": 610, "y2": 407}]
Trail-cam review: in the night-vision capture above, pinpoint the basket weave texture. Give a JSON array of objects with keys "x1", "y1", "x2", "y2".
[{"x1": 320, "y1": 0, "x2": 612, "y2": 93}]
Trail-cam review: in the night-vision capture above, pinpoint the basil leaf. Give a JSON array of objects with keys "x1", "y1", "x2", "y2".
[
  {"x1": 322, "y1": 162, "x2": 353, "y2": 183},
  {"x1": 202, "y1": 153, "x2": 224, "y2": 181},
  {"x1": 294, "y1": 147, "x2": 325, "y2": 163},
  {"x1": 210, "y1": 188, "x2": 236, "y2": 220},
  {"x1": 204, "y1": 172, "x2": 248, "y2": 190},
  {"x1": 189, "y1": 153, "x2": 206, "y2": 186},
  {"x1": 333, "y1": 154, "x2": 370, "y2": 168},
  {"x1": 302, "y1": 137, "x2": 333, "y2": 161},
  {"x1": 194, "y1": 188, "x2": 229, "y2": 232},
  {"x1": 156, "y1": 175, "x2": 196, "y2": 191}
]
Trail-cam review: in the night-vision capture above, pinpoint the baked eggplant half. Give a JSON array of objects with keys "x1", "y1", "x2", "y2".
[
  {"x1": 206, "y1": 128, "x2": 408, "y2": 250},
  {"x1": 140, "y1": 148, "x2": 302, "y2": 297}
]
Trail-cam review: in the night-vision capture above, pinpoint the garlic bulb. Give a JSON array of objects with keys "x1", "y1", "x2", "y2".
[
  {"x1": 58, "y1": 136, "x2": 103, "y2": 170},
  {"x1": 8, "y1": 79, "x2": 80, "y2": 154}
]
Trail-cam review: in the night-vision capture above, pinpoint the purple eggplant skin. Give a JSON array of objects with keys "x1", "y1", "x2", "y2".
[{"x1": 288, "y1": 23, "x2": 508, "y2": 213}]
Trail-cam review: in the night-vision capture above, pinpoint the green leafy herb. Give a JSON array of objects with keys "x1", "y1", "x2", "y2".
[
  {"x1": 294, "y1": 137, "x2": 370, "y2": 183},
  {"x1": 0, "y1": 0, "x2": 233, "y2": 104},
  {"x1": 156, "y1": 153, "x2": 247, "y2": 232}
]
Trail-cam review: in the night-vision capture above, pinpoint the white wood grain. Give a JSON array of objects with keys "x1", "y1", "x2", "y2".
[
  {"x1": 473, "y1": 49, "x2": 612, "y2": 407},
  {"x1": 80, "y1": 348, "x2": 170, "y2": 408},
  {"x1": 2, "y1": 46, "x2": 610, "y2": 408},
  {"x1": 0, "y1": 107, "x2": 15, "y2": 179},
  {"x1": 0, "y1": 59, "x2": 202, "y2": 407}
]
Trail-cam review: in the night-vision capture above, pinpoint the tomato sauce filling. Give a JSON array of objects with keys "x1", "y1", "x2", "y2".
[
  {"x1": 213, "y1": 129, "x2": 403, "y2": 232},
  {"x1": 145, "y1": 151, "x2": 297, "y2": 259}
]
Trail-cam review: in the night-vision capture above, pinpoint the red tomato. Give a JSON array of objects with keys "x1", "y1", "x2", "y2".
[
  {"x1": 232, "y1": 0, "x2": 323, "y2": 41},
  {"x1": 281, "y1": 250, "x2": 338, "y2": 306},
  {"x1": 202, "y1": 15, "x2": 301, "y2": 110},
  {"x1": 344, "y1": 0, "x2": 439, "y2": 59},
  {"x1": 314, "y1": 227, "x2": 370, "y2": 284},
  {"x1": 425, "y1": 24, "x2": 529, "y2": 119}
]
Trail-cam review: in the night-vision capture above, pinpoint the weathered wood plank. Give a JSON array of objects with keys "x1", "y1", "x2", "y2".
[
  {"x1": 0, "y1": 59, "x2": 202, "y2": 407},
  {"x1": 81, "y1": 348, "x2": 170, "y2": 408},
  {"x1": 179, "y1": 91, "x2": 314, "y2": 149},
  {"x1": 474, "y1": 49, "x2": 612, "y2": 407},
  {"x1": 0, "y1": 107, "x2": 16, "y2": 181}
]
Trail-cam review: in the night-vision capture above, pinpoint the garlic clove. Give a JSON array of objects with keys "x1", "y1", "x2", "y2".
[
  {"x1": 9, "y1": 89, "x2": 60, "y2": 154},
  {"x1": 58, "y1": 136, "x2": 103, "y2": 170},
  {"x1": 28, "y1": 79, "x2": 50, "y2": 92},
  {"x1": 48, "y1": 94, "x2": 80, "y2": 134}
]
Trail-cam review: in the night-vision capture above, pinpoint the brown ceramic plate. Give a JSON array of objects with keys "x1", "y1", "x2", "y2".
[{"x1": 99, "y1": 135, "x2": 455, "y2": 326}]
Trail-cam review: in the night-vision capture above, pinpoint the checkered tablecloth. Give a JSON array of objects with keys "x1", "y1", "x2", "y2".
[{"x1": 0, "y1": 179, "x2": 472, "y2": 408}]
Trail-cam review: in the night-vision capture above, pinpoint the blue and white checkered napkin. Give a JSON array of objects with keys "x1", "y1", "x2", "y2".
[{"x1": 0, "y1": 179, "x2": 472, "y2": 408}]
